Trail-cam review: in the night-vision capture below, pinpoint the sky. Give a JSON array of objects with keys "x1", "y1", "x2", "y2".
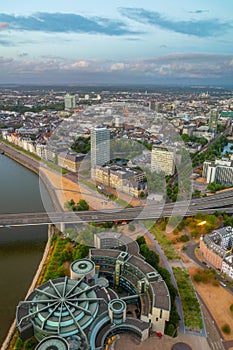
[{"x1": 0, "y1": 0, "x2": 233, "y2": 85}]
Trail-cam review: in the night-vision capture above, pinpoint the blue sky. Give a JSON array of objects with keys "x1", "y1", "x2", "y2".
[{"x1": 0, "y1": 0, "x2": 232, "y2": 85}]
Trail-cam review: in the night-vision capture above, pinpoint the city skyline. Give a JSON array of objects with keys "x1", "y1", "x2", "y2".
[{"x1": 0, "y1": 1, "x2": 233, "y2": 85}]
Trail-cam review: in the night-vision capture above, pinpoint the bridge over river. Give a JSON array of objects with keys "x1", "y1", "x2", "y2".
[{"x1": 0, "y1": 190, "x2": 233, "y2": 227}]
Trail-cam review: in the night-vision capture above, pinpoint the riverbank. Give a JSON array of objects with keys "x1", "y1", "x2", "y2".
[
  {"x1": 0, "y1": 141, "x2": 118, "y2": 212},
  {"x1": 0, "y1": 142, "x2": 62, "y2": 212},
  {"x1": 0, "y1": 225, "x2": 54, "y2": 350},
  {"x1": 0, "y1": 142, "x2": 117, "y2": 348}
]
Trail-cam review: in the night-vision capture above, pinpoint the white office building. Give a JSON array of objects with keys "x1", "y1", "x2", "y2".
[{"x1": 203, "y1": 158, "x2": 233, "y2": 186}]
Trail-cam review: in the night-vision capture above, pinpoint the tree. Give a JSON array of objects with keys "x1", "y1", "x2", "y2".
[
  {"x1": 145, "y1": 250, "x2": 159, "y2": 268},
  {"x1": 165, "y1": 323, "x2": 175, "y2": 337},
  {"x1": 60, "y1": 248, "x2": 72, "y2": 263},
  {"x1": 193, "y1": 274, "x2": 202, "y2": 282},
  {"x1": 139, "y1": 191, "x2": 145, "y2": 199},
  {"x1": 14, "y1": 338, "x2": 23, "y2": 350},
  {"x1": 179, "y1": 234, "x2": 189, "y2": 242},
  {"x1": 76, "y1": 199, "x2": 89, "y2": 211},
  {"x1": 207, "y1": 182, "x2": 227, "y2": 193},
  {"x1": 136, "y1": 235, "x2": 146, "y2": 246},
  {"x1": 221, "y1": 323, "x2": 231, "y2": 334},
  {"x1": 192, "y1": 190, "x2": 201, "y2": 198},
  {"x1": 139, "y1": 243, "x2": 149, "y2": 256},
  {"x1": 72, "y1": 244, "x2": 89, "y2": 260},
  {"x1": 64, "y1": 198, "x2": 76, "y2": 210},
  {"x1": 102, "y1": 221, "x2": 113, "y2": 228},
  {"x1": 24, "y1": 339, "x2": 37, "y2": 350},
  {"x1": 71, "y1": 136, "x2": 91, "y2": 154}
]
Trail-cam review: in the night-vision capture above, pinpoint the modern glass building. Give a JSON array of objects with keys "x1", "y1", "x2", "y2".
[
  {"x1": 16, "y1": 235, "x2": 170, "y2": 349},
  {"x1": 91, "y1": 127, "x2": 110, "y2": 169}
]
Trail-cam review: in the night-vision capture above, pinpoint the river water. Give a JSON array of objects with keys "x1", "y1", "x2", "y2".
[{"x1": 0, "y1": 154, "x2": 53, "y2": 345}]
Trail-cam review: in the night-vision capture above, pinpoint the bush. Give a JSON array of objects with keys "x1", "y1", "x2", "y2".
[
  {"x1": 190, "y1": 229, "x2": 198, "y2": 238},
  {"x1": 173, "y1": 228, "x2": 180, "y2": 235},
  {"x1": 136, "y1": 236, "x2": 146, "y2": 246},
  {"x1": 14, "y1": 338, "x2": 23, "y2": 350},
  {"x1": 212, "y1": 279, "x2": 220, "y2": 287},
  {"x1": 160, "y1": 221, "x2": 167, "y2": 230},
  {"x1": 179, "y1": 234, "x2": 189, "y2": 242},
  {"x1": 165, "y1": 323, "x2": 175, "y2": 336},
  {"x1": 24, "y1": 338, "x2": 37, "y2": 350},
  {"x1": 221, "y1": 323, "x2": 231, "y2": 334},
  {"x1": 145, "y1": 250, "x2": 159, "y2": 268},
  {"x1": 139, "y1": 244, "x2": 149, "y2": 256},
  {"x1": 230, "y1": 304, "x2": 233, "y2": 312},
  {"x1": 102, "y1": 221, "x2": 113, "y2": 228},
  {"x1": 193, "y1": 273, "x2": 202, "y2": 282},
  {"x1": 76, "y1": 199, "x2": 89, "y2": 211}
]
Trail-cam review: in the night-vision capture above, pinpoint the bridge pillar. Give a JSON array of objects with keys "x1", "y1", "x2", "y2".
[
  {"x1": 48, "y1": 224, "x2": 56, "y2": 237},
  {"x1": 60, "y1": 222, "x2": 65, "y2": 233}
]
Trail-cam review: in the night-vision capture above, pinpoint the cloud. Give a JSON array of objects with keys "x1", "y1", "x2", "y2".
[
  {"x1": 119, "y1": 8, "x2": 232, "y2": 37},
  {"x1": 0, "y1": 12, "x2": 139, "y2": 36},
  {"x1": 0, "y1": 57, "x2": 15, "y2": 66},
  {"x1": 0, "y1": 53, "x2": 233, "y2": 84},
  {"x1": 108, "y1": 53, "x2": 233, "y2": 80},
  {"x1": 61, "y1": 60, "x2": 90, "y2": 70},
  {"x1": 110, "y1": 62, "x2": 128, "y2": 71}
]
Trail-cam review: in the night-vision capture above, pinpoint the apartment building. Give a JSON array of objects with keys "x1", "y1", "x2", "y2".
[
  {"x1": 58, "y1": 151, "x2": 85, "y2": 172},
  {"x1": 95, "y1": 164, "x2": 147, "y2": 198},
  {"x1": 151, "y1": 145, "x2": 176, "y2": 175},
  {"x1": 200, "y1": 226, "x2": 233, "y2": 279}
]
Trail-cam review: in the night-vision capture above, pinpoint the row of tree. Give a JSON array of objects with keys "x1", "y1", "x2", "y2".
[
  {"x1": 136, "y1": 236, "x2": 180, "y2": 336},
  {"x1": 192, "y1": 135, "x2": 228, "y2": 167}
]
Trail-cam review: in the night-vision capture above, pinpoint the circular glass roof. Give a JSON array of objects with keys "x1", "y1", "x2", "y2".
[
  {"x1": 28, "y1": 277, "x2": 99, "y2": 339},
  {"x1": 35, "y1": 336, "x2": 69, "y2": 350},
  {"x1": 108, "y1": 299, "x2": 126, "y2": 313},
  {"x1": 70, "y1": 259, "x2": 95, "y2": 275}
]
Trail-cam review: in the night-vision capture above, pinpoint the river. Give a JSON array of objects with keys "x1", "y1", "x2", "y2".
[{"x1": 0, "y1": 154, "x2": 53, "y2": 345}]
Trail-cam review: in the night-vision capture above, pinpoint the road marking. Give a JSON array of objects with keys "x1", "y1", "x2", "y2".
[
  {"x1": 211, "y1": 341, "x2": 223, "y2": 350},
  {"x1": 211, "y1": 341, "x2": 216, "y2": 350}
]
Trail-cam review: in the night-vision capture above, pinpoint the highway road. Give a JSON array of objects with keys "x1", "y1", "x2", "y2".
[
  {"x1": 0, "y1": 189, "x2": 233, "y2": 227},
  {"x1": 1, "y1": 141, "x2": 233, "y2": 227}
]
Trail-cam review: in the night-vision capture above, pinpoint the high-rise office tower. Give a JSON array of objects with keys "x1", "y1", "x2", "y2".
[
  {"x1": 209, "y1": 109, "x2": 218, "y2": 133},
  {"x1": 91, "y1": 127, "x2": 110, "y2": 169},
  {"x1": 64, "y1": 93, "x2": 76, "y2": 110},
  {"x1": 151, "y1": 145, "x2": 176, "y2": 175}
]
